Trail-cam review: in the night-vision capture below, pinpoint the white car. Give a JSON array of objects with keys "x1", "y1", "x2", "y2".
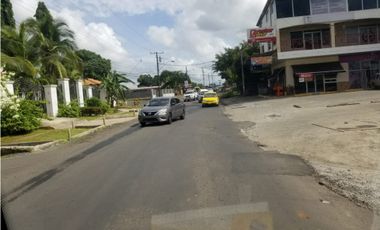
[{"x1": 184, "y1": 90, "x2": 198, "y2": 101}]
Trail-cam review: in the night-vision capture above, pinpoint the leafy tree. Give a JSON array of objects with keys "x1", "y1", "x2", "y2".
[
  {"x1": 160, "y1": 70, "x2": 191, "y2": 93},
  {"x1": 213, "y1": 41, "x2": 260, "y2": 94},
  {"x1": 76, "y1": 49, "x2": 111, "y2": 80},
  {"x1": 101, "y1": 71, "x2": 134, "y2": 107},
  {"x1": 137, "y1": 74, "x2": 157, "y2": 87},
  {"x1": 1, "y1": 0, "x2": 15, "y2": 28}
]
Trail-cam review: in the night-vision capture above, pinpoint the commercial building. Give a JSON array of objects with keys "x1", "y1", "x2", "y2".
[{"x1": 255, "y1": 0, "x2": 380, "y2": 94}]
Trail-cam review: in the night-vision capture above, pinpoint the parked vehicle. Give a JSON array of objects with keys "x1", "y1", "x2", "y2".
[
  {"x1": 202, "y1": 92, "x2": 219, "y2": 107},
  {"x1": 184, "y1": 90, "x2": 198, "y2": 101},
  {"x1": 138, "y1": 97, "x2": 185, "y2": 126},
  {"x1": 197, "y1": 89, "x2": 210, "y2": 103}
]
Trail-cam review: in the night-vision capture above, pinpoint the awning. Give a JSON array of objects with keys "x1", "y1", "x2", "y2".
[{"x1": 292, "y1": 62, "x2": 344, "y2": 75}]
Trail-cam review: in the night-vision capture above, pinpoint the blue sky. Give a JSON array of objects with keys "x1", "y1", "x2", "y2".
[{"x1": 11, "y1": 0, "x2": 266, "y2": 85}]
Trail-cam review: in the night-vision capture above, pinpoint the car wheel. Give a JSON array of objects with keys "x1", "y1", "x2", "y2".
[
  {"x1": 167, "y1": 114, "x2": 172, "y2": 124},
  {"x1": 140, "y1": 122, "x2": 146, "y2": 127},
  {"x1": 180, "y1": 110, "x2": 185, "y2": 119}
]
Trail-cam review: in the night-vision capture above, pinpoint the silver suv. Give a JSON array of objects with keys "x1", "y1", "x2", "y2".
[{"x1": 138, "y1": 97, "x2": 185, "y2": 126}]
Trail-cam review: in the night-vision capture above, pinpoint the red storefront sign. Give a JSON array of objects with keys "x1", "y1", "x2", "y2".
[
  {"x1": 248, "y1": 28, "x2": 276, "y2": 43},
  {"x1": 299, "y1": 72, "x2": 313, "y2": 78}
]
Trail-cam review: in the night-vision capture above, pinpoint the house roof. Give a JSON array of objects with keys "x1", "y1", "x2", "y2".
[{"x1": 84, "y1": 78, "x2": 102, "y2": 86}]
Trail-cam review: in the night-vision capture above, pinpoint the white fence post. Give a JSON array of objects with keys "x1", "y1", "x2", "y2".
[
  {"x1": 58, "y1": 78, "x2": 71, "y2": 105},
  {"x1": 5, "y1": 81, "x2": 14, "y2": 95},
  {"x1": 43, "y1": 85, "x2": 58, "y2": 118},
  {"x1": 86, "y1": 86, "x2": 93, "y2": 99},
  {"x1": 76, "y1": 79, "x2": 84, "y2": 107}
]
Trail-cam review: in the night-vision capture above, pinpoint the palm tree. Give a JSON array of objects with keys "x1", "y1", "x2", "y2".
[
  {"x1": 35, "y1": 19, "x2": 82, "y2": 84},
  {"x1": 101, "y1": 71, "x2": 134, "y2": 107},
  {"x1": 1, "y1": 19, "x2": 41, "y2": 78}
]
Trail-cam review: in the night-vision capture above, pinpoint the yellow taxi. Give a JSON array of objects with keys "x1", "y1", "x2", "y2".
[{"x1": 202, "y1": 92, "x2": 219, "y2": 107}]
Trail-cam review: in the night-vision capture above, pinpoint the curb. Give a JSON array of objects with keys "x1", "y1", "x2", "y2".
[{"x1": 1, "y1": 117, "x2": 138, "y2": 156}]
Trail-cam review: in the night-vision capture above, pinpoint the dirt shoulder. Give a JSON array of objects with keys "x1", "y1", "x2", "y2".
[{"x1": 223, "y1": 91, "x2": 380, "y2": 209}]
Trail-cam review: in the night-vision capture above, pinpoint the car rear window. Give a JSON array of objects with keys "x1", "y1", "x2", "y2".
[{"x1": 204, "y1": 93, "x2": 217, "y2": 98}]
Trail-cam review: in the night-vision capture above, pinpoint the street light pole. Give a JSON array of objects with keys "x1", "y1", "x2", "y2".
[
  {"x1": 240, "y1": 50, "x2": 246, "y2": 95},
  {"x1": 150, "y1": 51, "x2": 164, "y2": 78}
]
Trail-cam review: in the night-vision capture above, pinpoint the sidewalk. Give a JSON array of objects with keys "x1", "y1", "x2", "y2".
[
  {"x1": 223, "y1": 90, "x2": 380, "y2": 209},
  {"x1": 41, "y1": 114, "x2": 137, "y2": 129},
  {"x1": 41, "y1": 110, "x2": 137, "y2": 129}
]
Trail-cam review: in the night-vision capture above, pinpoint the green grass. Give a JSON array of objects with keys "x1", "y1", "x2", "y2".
[{"x1": 1, "y1": 128, "x2": 90, "y2": 145}]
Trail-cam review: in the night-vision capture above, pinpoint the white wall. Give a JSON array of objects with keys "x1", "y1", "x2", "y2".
[{"x1": 278, "y1": 43, "x2": 380, "y2": 60}]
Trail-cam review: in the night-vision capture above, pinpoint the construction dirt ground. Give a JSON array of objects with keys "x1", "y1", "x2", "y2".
[{"x1": 223, "y1": 90, "x2": 380, "y2": 210}]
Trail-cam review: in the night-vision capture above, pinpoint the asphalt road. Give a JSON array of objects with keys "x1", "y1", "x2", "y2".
[{"x1": 1, "y1": 102, "x2": 374, "y2": 230}]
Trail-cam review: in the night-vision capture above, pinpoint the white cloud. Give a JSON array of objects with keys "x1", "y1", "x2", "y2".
[
  {"x1": 11, "y1": 0, "x2": 38, "y2": 22},
  {"x1": 147, "y1": 26, "x2": 176, "y2": 47},
  {"x1": 66, "y1": 0, "x2": 193, "y2": 16},
  {"x1": 11, "y1": 0, "x2": 267, "y2": 84},
  {"x1": 53, "y1": 9, "x2": 129, "y2": 67}
]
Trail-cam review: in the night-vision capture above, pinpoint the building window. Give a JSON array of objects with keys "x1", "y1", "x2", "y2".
[
  {"x1": 276, "y1": 0, "x2": 293, "y2": 18},
  {"x1": 360, "y1": 26, "x2": 378, "y2": 44},
  {"x1": 348, "y1": 0, "x2": 363, "y2": 11},
  {"x1": 345, "y1": 26, "x2": 359, "y2": 45},
  {"x1": 363, "y1": 0, "x2": 377, "y2": 9},
  {"x1": 322, "y1": 29, "x2": 331, "y2": 47},
  {"x1": 293, "y1": 0, "x2": 310, "y2": 16},
  {"x1": 311, "y1": 0, "x2": 329, "y2": 14},
  {"x1": 290, "y1": 29, "x2": 331, "y2": 50},
  {"x1": 329, "y1": 0, "x2": 347, "y2": 12},
  {"x1": 291, "y1": 32, "x2": 304, "y2": 49}
]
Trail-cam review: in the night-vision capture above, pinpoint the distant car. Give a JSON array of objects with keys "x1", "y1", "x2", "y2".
[
  {"x1": 197, "y1": 89, "x2": 209, "y2": 103},
  {"x1": 184, "y1": 90, "x2": 198, "y2": 101},
  {"x1": 202, "y1": 92, "x2": 219, "y2": 107},
  {"x1": 138, "y1": 97, "x2": 185, "y2": 126}
]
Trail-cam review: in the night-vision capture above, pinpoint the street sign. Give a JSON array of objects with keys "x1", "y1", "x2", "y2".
[{"x1": 299, "y1": 77, "x2": 305, "y2": 83}]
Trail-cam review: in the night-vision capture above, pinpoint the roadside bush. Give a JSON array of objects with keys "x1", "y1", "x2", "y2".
[
  {"x1": 220, "y1": 90, "x2": 239, "y2": 98},
  {"x1": 58, "y1": 101, "x2": 80, "y2": 117},
  {"x1": 80, "y1": 107, "x2": 104, "y2": 116},
  {"x1": 85, "y1": 98, "x2": 109, "y2": 114},
  {"x1": 1, "y1": 100, "x2": 43, "y2": 136}
]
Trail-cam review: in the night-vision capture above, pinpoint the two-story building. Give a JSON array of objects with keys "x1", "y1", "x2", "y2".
[{"x1": 256, "y1": 0, "x2": 380, "y2": 94}]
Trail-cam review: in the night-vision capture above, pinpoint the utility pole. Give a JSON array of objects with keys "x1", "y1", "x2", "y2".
[
  {"x1": 240, "y1": 50, "x2": 246, "y2": 95},
  {"x1": 185, "y1": 66, "x2": 188, "y2": 76},
  {"x1": 208, "y1": 74, "x2": 210, "y2": 86},
  {"x1": 202, "y1": 68, "x2": 205, "y2": 86},
  {"x1": 150, "y1": 51, "x2": 164, "y2": 78}
]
